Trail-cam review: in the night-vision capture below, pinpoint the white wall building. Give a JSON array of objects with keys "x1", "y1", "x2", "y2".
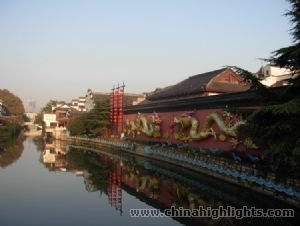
[
  {"x1": 70, "y1": 97, "x2": 86, "y2": 112},
  {"x1": 257, "y1": 65, "x2": 293, "y2": 87},
  {"x1": 78, "y1": 96, "x2": 87, "y2": 112},
  {"x1": 25, "y1": 112, "x2": 37, "y2": 121},
  {"x1": 43, "y1": 113, "x2": 57, "y2": 128}
]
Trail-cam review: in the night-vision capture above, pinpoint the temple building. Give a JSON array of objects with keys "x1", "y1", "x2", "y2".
[
  {"x1": 85, "y1": 89, "x2": 145, "y2": 111},
  {"x1": 121, "y1": 67, "x2": 262, "y2": 153},
  {"x1": 70, "y1": 97, "x2": 87, "y2": 112},
  {"x1": 144, "y1": 67, "x2": 251, "y2": 103}
]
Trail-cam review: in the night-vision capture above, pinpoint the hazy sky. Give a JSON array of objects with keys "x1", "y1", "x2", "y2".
[{"x1": 0, "y1": 0, "x2": 292, "y2": 111}]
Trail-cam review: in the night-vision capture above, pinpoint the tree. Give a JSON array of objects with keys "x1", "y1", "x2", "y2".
[
  {"x1": 34, "y1": 112, "x2": 44, "y2": 126},
  {"x1": 271, "y1": 0, "x2": 300, "y2": 74},
  {"x1": 239, "y1": 0, "x2": 300, "y2": 177},
  {"x1": 0, "y1": 89, "x2": 24, "y2": 142},
  {"x1": 23, "y1": 114, "x2": 30, "y2": 122},
  {"x1": 67, "y1": 114, "x2": 87, "y2": 136},
  {"x1": 0, "y1": 89, "x2": 25, "y2": 119},
  {"x1": 86, "y1": 100, "x2": 110, "y2": 136},
  {"x1": 0, "y1": 121, "x2": 22, "y2": 143},
  {"x1": 67, "y1": 100, "x2": 109, "y2": 137}
]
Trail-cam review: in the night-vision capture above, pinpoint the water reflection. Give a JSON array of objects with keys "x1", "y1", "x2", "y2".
[
  {"x1": 39, "y1": 140, "x2": 298, "y2": 226},
  {"x1": 0, "y1": 136, "x2": 24, "y2": 168},
  {"x1": 42, "y1": 140, "x2": 67, "y2": 170}
]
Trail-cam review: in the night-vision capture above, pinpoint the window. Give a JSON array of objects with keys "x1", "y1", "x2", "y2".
[{"x1": 266, "y1": 70, "x2": 269, "y2": 76}]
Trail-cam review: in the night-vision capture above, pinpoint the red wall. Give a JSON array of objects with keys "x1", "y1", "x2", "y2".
[{"x1": 123, "y1": 108, "x2": 260, "y2": 154}]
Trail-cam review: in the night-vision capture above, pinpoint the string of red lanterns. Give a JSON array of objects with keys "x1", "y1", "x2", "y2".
[{"x1": 110, "y1": 82, "x2": 125, "y2": 135}]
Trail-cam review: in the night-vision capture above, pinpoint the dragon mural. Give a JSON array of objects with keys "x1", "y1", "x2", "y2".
[
  {"x1": 125, "y1": 112, "x2": 162, "y2": 138},
  {"x1": 124, "y1": 110, "x2": 257, "y2": 149},
  {"x1": 173, "y1": 111, "x2": 246, "y2": 142}
]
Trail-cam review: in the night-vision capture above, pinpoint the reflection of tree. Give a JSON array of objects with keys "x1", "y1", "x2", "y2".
[
  {"x1": 41, "y1": 145, "x2": 294, "y2": 225},
  {"x1": 122, "y1": 162, "x2": 235, "y2": 225},
  {"x1": 87, "y1": 158, "x2": 109, "y2": 192},
  {"x1": 32, "y1": 137, "x2": 45, "y2": 152},
  {"x1": 66, "y1": 149, "x2": 109, "y2": 192},
  {"x1": 0, "y1": 123, "x2": 22, "y2": 143},
  {"x1": 0, "y1": 136, "x2": 25, "y2": 168}
]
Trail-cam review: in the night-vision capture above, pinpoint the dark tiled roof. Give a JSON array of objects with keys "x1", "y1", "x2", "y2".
[
  {"x1": 93, "y1": 93, "x2": 110, "y2": 103},
  {"x1": 123, "y1": 95, "x2": 140, "y2": 107},
  {"x1": 92, "y1": 92, "x2": 144, "y2": 107},
  {"x1": 147, "y1": 68, "x2": 227, "y2": 100},
  {"x1": 206, "y1": 82, "x2": 250, "y2": 93}
]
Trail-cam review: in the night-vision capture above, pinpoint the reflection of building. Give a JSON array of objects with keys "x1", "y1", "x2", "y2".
[
  {"x1": 41, "y1": 145, "x2": 125, "y2": 215},
  {"x1": 43, "y1": 149, "x2": 56, "y2": 164},
  {"x1": 42, "y1": 140, "x2": 67, "y2": 168},
  {"x1": 42, "y1": 141, "x2": 97, "y2": 194}
]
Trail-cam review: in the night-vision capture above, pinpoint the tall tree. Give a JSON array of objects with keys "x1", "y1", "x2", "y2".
[
  {"x1": 0, "y1": 89, "x2": 25, "y2": 119},
  {"x1": 272, "y1": 0, "x2": 300, "y2": 73},
  {"x1": 67, "y1": 100, "x2": 109, "y2": 137},
  {"x1": 239, "y1": 0, "x2": 300, "y2": 176}
]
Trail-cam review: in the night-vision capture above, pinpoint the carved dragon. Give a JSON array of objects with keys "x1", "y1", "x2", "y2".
[
  {"x1": 125, "y1": 119, "x2": 137, "y2": 136},
  {"x1": 174, "y1": 112, "x2": 246, "y2": 142},
  {"x1": 125, "y1": 112, "x2": 162, "y2": 138}
]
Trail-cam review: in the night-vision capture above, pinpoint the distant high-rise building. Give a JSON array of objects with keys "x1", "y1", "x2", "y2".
[{"x1": 27, "y1": 98, "x2": 36, "y2": 112}]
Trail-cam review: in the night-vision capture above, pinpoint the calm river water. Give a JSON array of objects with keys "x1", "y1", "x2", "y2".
[{"x1": 0, "y1": 137, "x2": 298, "y2": 226}]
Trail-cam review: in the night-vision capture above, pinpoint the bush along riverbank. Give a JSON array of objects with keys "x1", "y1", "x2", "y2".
[
  {"x1": 66, "y1": 136, "x2": 300, "y2": 207},
  {"x1": 0, "y1": 122, "x2": 22, "y2": 144}
]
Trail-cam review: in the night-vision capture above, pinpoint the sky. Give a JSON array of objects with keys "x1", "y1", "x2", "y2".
[{"x1": 0, "y1": 0, "x2": 293, "y2": 111}]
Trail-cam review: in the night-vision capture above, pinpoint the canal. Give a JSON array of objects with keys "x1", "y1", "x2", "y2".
[{"x1": 0, "y1": 137, "x2": 298, "y2": 226}]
